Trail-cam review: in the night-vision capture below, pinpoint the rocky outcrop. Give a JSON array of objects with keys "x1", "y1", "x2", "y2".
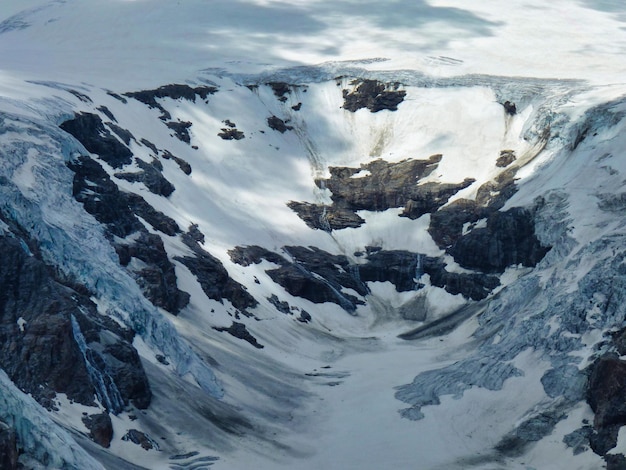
[
  {"x1": 496, "y1": 149, "x2": 516, "y2": 167},
  {"x1": 342, "y1": 79, "x2": 406, "y2": 112},
  {"x1": 230, "y1": 245, "x2": 365, "y2": 311},
  {"x1": 122, "y1": 429, "x2": 159, "y2": 451},
  {"x1": 448, "y1": 207, "x2": 550, "y2": 273},
  {"x1": 125, "y1": 193, "x2": 180, "y2": 235},
  {"x1": 360, "y1": 250, "x2": 500, "y2": 301},
  {"x1": 60, "y1": 113, "x2": 133, "y2": 168},
  {"x1": 162, "y1": 149, "x2": 192, "y2": 175},
  {"x1": 503, "y1": 101, "x2": 517, "y2": 116},
  {"x1": 218, "y1": 119, "x2": 245, "y2": 140},
  {"x1": 0, "y1": 232, "x2": 151, "y2": 413},
  {"x1": 82, "y1": 413, "x2": 114, "y2": 448},
  {"x1": 0, "y1": 421, "x2": 18, "y2": 470},
  {"x1": 268, "y1": 294, "x2": 291, "y2": 314},
  {"x1": 585, "y1": 354, "x2": 626, "y2": 456},
  {"x1": 68, "y1": 155, "x2": 189, "y2": 314},
  {"x1": 267, "y1": 115, "x2": 293, "y2": 133},
  {"x1": 286, "y1": 202, "x2": 365, "y2": 231},
  {"x1": 175, "y1": 228, "x2": 257, "y2": 313},
  {"x1": 605, "y1": 454, "x2": 626, "y2": 470},
  {"x1": 124, "y1": 84, "x2": 218, "y2": 120},
  {"x1": 289, "y1": 156, "x2": 473, "y2": 231},
  {"x1": 115, "y1": 158, "x2": 176, "y2": 197},
  {"x1": 166, "y1": 120, "x2": 192, "y2": 143},
  {"x1": 230, "y1": 244, "x2": 500, "y2": 310},
  {"x1": 267, "y1": 82, "x2": 292, "y2": 102},
  {"x1": 107, "y1": 122, "x2": 134, "y2": 145},
  {"x1": 426, "y1": 172, "x2": 549, "y2": 274},
  {"x1": 115, "y1": 231, "x2": 189, "y2": 314},
  {"x1": 213, "y1": 322, "x2": 264, "y2": 349},
  {"x1": 122, "y1": 85, "x2": 217, "y2": 146}
]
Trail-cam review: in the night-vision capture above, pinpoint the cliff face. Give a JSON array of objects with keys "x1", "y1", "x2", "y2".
[{"x1": 0, "y1": 66, "x2": 624, "y2": 470}]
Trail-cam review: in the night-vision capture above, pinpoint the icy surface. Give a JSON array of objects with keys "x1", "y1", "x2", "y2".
[
  {"x1": 0, "y1": 370, "x2": 105, "y2": 469},
  {"x1": 0, "y1": 1, "x2": 625, "y2": 469}
]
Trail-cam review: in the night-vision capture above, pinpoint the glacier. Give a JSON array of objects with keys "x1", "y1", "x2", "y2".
[{"x1": 0, "y1": 1, "x2": 626, "y2": 469}]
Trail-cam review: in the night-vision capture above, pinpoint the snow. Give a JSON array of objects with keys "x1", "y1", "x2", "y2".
[
  {"x1": 1, "y1": 1, "x2": 626, "y2": 88},
  {"x1": 0, "y1": 0, "x2": 625, "y2": 469}
]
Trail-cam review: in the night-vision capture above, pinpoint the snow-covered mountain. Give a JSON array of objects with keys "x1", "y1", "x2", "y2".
[{"x1": 1, "y1": 1, "x2": 626, "y2": 469}]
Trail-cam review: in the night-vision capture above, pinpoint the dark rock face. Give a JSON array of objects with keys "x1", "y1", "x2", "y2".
[
  {"x1": 125, "y1": 193, "x2": 180, "y2": 235},
  {"x1": 68, "y1": 156, "x2": 142, "y2": 237},
  {"x1": 230, "y1": 245, "x2": 365, "y2": 311},
  {"x1": 289, "y1": 156, "x2": 473, "y2": 231},
  {"x1": 582, "y1": 354, "x2": 626, "y2": 457},
  {"x1": 162, "y1": 150, "x2": 192, "y2": 175},
  {"x1": 268, "y1": 294, "x2": 291, "y2": 314},
  {"x1": 0, "y1": 232, "x2": 151, "y2": 413},
  {"x1": 0, "y1": 421, "x2": 18, "y2": 470},
  {"x1": 286, "y1": 201, "x2": 365, "y2": 231},
  {"x1": 124, "y1": 84, "x2": 217, "y2": 120},
  {"x1": 428, "y1": 170, "x2": 518, "y2": 250},
  {"x1": 503, "y1": 101, "x2": 517, "y2": 116},
  {"x1": 107, "y1": 122, "x2": 134, "y2": 145},
  {"x1": 166, "y1": 120, "x2": 192, "y2": 143},
  {"x1": 360, "y1": 250, "x2": 500, "y2": 301},
  {"x1": 298, "y1": 310, "x2": 312, "y2": 323},
  {"x1": 175, "y1": 228, "x2": 257, "y2": 312},
  {"x1": 213, "y1": 322, "x2": 264, "y2": 349},
  {"x1": 448, "y1": 207, "x2": 550, "y2": 273},
  {"x1": 68, "y1": 156, "x2": 189, "y2": 314},
  {"x1": 60, "y1": 113, "x2": 133, "y2": 168},
  {"x1": 0, "y1": 235, "x2": 92, "y2": 408},
  {"x1": 218, "y1": 126, "x2": 245, "y2": 140},
  {"x1": 495, "y1": 409, "x2": 566, "y2": 457},
  {"x1": 140, "y1": 138, "x2": 158, "y2": 154},
  {"x1": 231, "y1": 244, "x2": 500, "y2": 309},
  {"x1": 82, "y1": 413, "x2": 114, "y2": 448},
  {"x1": 122, "y1": 429, "x2": 159, "y2": 451},
  {"x1": 267, "y1": 115, "x2": 293, "y2": 133},
  {"x1": 428, "y1": 198, "x2": 484, "y2": 248},
  {"x1": 115, "y1": 158, "x2": 175, "y2": 197},
  {"x1": 587, "y1": 356, "x2": 626, "y2": 429},
  {"x1": 229, "y1": 245, "x2": 286, "y2": 267},
  {"x1": 267, "y1": 82, "x2": 292, "y2": 102},
  {"x1": 425, "y1": 171, "x2": 549, "y2": 275},
  {"x1": 116, "y1": 231, "x2": 189, "y2": 314},
  {"x1": 343, "y1": 79, "x2": 406, "y2": 113},
  {"x1": 605, "y1": 454, "x2": 626, "y2": 470},
  {"x1": 97, "y1": 105, "x2": 117, "y2": 122}
]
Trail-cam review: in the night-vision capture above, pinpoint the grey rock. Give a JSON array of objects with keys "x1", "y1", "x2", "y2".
[
  {"x1": 213, "y1": 322, "x2": 264, "y2": 349},
  {"x1": 166, "y1": 120, "x2": 192, "y2": 143},
  {"x1": 124, "y1": 84, "x2": 218, "y2": 120},
  {"x1": 82, "y1": 413, "x2": 113, "y2": 448},
  {"x1": 342, "y1": 79, "x2": 406, "y2": 112},
  {"x1": 175, "y1": 229, "x2": 257, "y2": 312},
  {"x1": 60, "y1": 113, "x2": 133, "y2": 168},
  {"x1": 0, "y1": 421, "x2": 18, "y2": 470},
  {"x1": 116, "y1": 158, "x2": 175, "y2": 197},
  {"x1": 68, "y1": 155, "x2": 189, "y2": 314},
  {"x1": 122, "y1": 429, "x2": 159, "y2": 451},
  {"x1": 267, "y1": 115, "x2": 293, "y2": 133}
]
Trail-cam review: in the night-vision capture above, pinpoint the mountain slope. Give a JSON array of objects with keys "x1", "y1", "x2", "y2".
[{"x1": 1, "y1": 1, "x2": 626, "y2": 470}]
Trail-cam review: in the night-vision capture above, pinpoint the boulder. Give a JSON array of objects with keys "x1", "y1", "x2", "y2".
[{"x1": 82, "y1": 413, "x2": 113, "y2": 448}]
